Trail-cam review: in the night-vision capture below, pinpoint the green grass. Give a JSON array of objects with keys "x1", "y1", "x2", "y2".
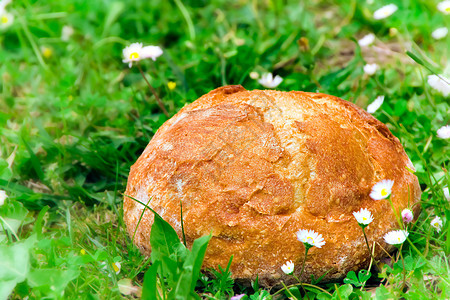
[{"x1": 0, "y1": 0, "x2": 449, "y2": 299}]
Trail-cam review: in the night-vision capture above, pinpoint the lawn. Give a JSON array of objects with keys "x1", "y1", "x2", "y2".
[{"x1": 0, "y1": 0, "x2": 449, "y2": 299}]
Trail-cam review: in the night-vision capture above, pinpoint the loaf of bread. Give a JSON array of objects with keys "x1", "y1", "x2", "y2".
[{"x1": 124, "y1": 85, "x2": 421, "y2": 287}]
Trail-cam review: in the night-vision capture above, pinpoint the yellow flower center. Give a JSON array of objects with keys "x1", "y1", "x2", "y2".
[
  {"x1": 397, "y1": 237, "x2": 401, "y2": 242},
  {"x1": 446, "y1": 7, "x2": 450, "y2": 13},
  {"x1": 112, "y1": 263, "x2": 120, "y2": 273},
  {"x1": 1, "y1": 16, "x2": 8, "y2": 24},
  {"x1": 129, "y1": 52, "x2": 139, "y2": 60},
  {"x1": 80, "y1": 249, "x2": 86, "y2": 255},
  {"x1": 381, "y1": 188, "x2": 388, "y2": 196},
  {"x1": 42, "y1": 47, "x2": 53, "y2": 59},
  {"x1": 362, "y1": 217, "x2": 367, "y2": 221},
  {"x1": 168, "y1": 81, "x2": 176, "y2": 90},
  {"x1": 306, "y1": 237, "x2": 314, "y2": 244}
]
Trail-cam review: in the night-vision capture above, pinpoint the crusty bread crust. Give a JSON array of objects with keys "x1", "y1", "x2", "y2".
[{"x1": 124, "y1": 85, "x2": 421, "y2": 287}]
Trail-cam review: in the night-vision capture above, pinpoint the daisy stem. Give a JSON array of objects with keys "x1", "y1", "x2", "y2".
[
  {"x1": 387, "y1": 195, "x2": 403, "y2": 230},
  {"x1": 137, "y1": 65, "x2": 169, "y2": 118},
  {"x1": 272, "y1": 282, "x2": 332, "y2": 297},
  {"x1": 398, "y1": 245, "x2": 406, "y2": 291},
  {"x1": 298, "y1": 247, "x2": 310, "y2": 282},
  {"x1": 362, "y1": 227, "x2": 376, "y2": 262},
  {"x1": 280, "y1": 281, "x2": 297, "y2": 299},
  {"x1": 297, "y1": 247, "x2": 311, "y2": 299}
]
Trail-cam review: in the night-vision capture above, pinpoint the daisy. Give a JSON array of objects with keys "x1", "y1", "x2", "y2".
[
  {"x1": 352, "y1": 208, "x2": 374, "y2": 226},
  {"x1": 401, "y1": 208, "x2": 414, "y2": 223},
  {"x1": 281, "y1": 260, "x2": 294, "y2": 275},
  {"x1": 437, "y1": 125, "x2": 450, "y2": 139},
  {"x1": 370, "y1": 179, "x2": 394, "y2": 200},
  {"x1": 367, "y1": 95, "x2": 384, "y2": 114},
  {"x1": 358, "y1": 33, "x2": 375, "y2": 47},
  {"x1": 428, "y1": 75, "x2": 450, "y2": 97},
  {"x1": 430, "y1": 216, "x2": 443, "y2": 232},
  {"x1": 122, "y1": 42, "x2": 163, "y2": 68},
  {"x1": 373, "y1": 4, "x2": 398, "y2": 20},
  {"x1": 258, "y1": 72, "x2": 283, "y2": 88},
  {"x1": 431, "y1": 27, "x2": 448, "y2": 40},
  {"x1": 112, "y1": 262, "x2": 121, "y2": 275},
  {"x1": 383, "y1": 230, "x2": 408, "y2": 245},
  {"x1": 0, "y1": 10, "x2": 13, "y2": 29},
  {"x1": 0, "y1": 190, "x2": 7, "y2": 206},
  {"x1": 0, "y1": 0, "x2": 11, "y2": 10},
  {"x1": 364, "y1": 63, "x2": 378, "y2": 76},
  {"x1": 61, "y1": 25, "x2": 74, "y2": 41},
  {"x1": 296, "y1": 229, "x2": 326, "y2": 249},
  {"x1": 437, "y1": 0, "x2": 450, "y2": 14}
]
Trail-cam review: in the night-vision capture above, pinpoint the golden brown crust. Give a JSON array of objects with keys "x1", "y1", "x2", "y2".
[{"x1": 124, "y1": 86, "x2": 421, "y2": 287}]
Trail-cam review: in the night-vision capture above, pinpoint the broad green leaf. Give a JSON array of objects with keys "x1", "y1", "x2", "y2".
[
  {"x1": 150, "y1": 209, "x2": 186, "y2": 286},
  {"x1": 173, "y1": 234, "x2": 211, "y2": 299},
  {"x1": 141, "y1": 261, "x2": 160, "y2": 300},
  {"x1": 317, "y1": 292, "x2": 332, "y2": 300},
  {"x1": 0, "y1": 236, "x2": 35, "y2": 299},
  {"x1": 27, "y1": 268, "x2": 80, "y2": 298},
  {"x1": 0, "y1": 159, "x2": 12, "y2": 181},
  {"x1": 0, "y1": 281, "x2": 17, "y2": 300},
  {"x1": 335, "y1": 284, "x2": 353, "y2": 299},
  {"x1": 286, "y1": 286, "x2": 302, "y2": 299},
  {"x1": 357, "y1": 269, "x2": 371, "y2": 283},
  {"x1": 343, "y1": 270, "x2": 361, "y2": 287}
]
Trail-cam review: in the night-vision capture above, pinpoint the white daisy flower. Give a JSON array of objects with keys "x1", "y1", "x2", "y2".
[
  {"x1": 352, "y1": 208, "x2": 374, "y2": 226},
  {"x1": 112, "y1": 262, "x2": 121, "y2": 275},
  {"x1": 364, "y1": 63, "x2": 378, "y2": 76},
  {"x1": 383, "y1": 230, "x2": 408, "y2": 245},
  {"x1": 401, "y1": 208, "x2": 414, "y2": 223},
  {"x1": 431, "y1": 216, "x2": 443, "y2": 232},
  {"x1": 367, "y1": 95, "x2": 384, "y2": 114},
  {"x1": 428, "y1": 75, "x2": 450, "y2": 97},
  {"x1": 296, "y1": 229, "x2": 326, "y2": 248},
  {"x1": 281, "y1": 260, "x2": 295, "y2": 275},
  {"x1": 444, "y1": 187, "x2": 450, "y2": 201},
  {"x1": 258, "y1": 72, "x2": 283, "y2": 88},
  {"x1": 0, "y1": 10, "x2": 13, "y2": 29},
  {"x1": 437, "y1": 0, "x2": 450, "y2": 14},
  {"x1": 61, "y1": 25, "x2": 74, "y2": 41},
  {"x1": 0, "y1": 190, "x2": 7, "y2": 206},
  {"x1": 0, "y1": 0, "x2": 12, "y2": 10},
  {"x1": 358, "y1": 33, "x2": 375, "y2": 47},
  {"x1": 370, "y1": 179, "x2": 394, "y2": 200},
  {"x1": 437, "y1": 125, "x2": 450, "y2": 139},
  {"x1": 122, "y1": 42, "x2": 163, "y2": 68},
  {"x1": 373, "y1": 4, "x2": 398, "y2": 20},
  {"x1": 432, "y1": 27, "x2": 448, "y2": 40}
]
